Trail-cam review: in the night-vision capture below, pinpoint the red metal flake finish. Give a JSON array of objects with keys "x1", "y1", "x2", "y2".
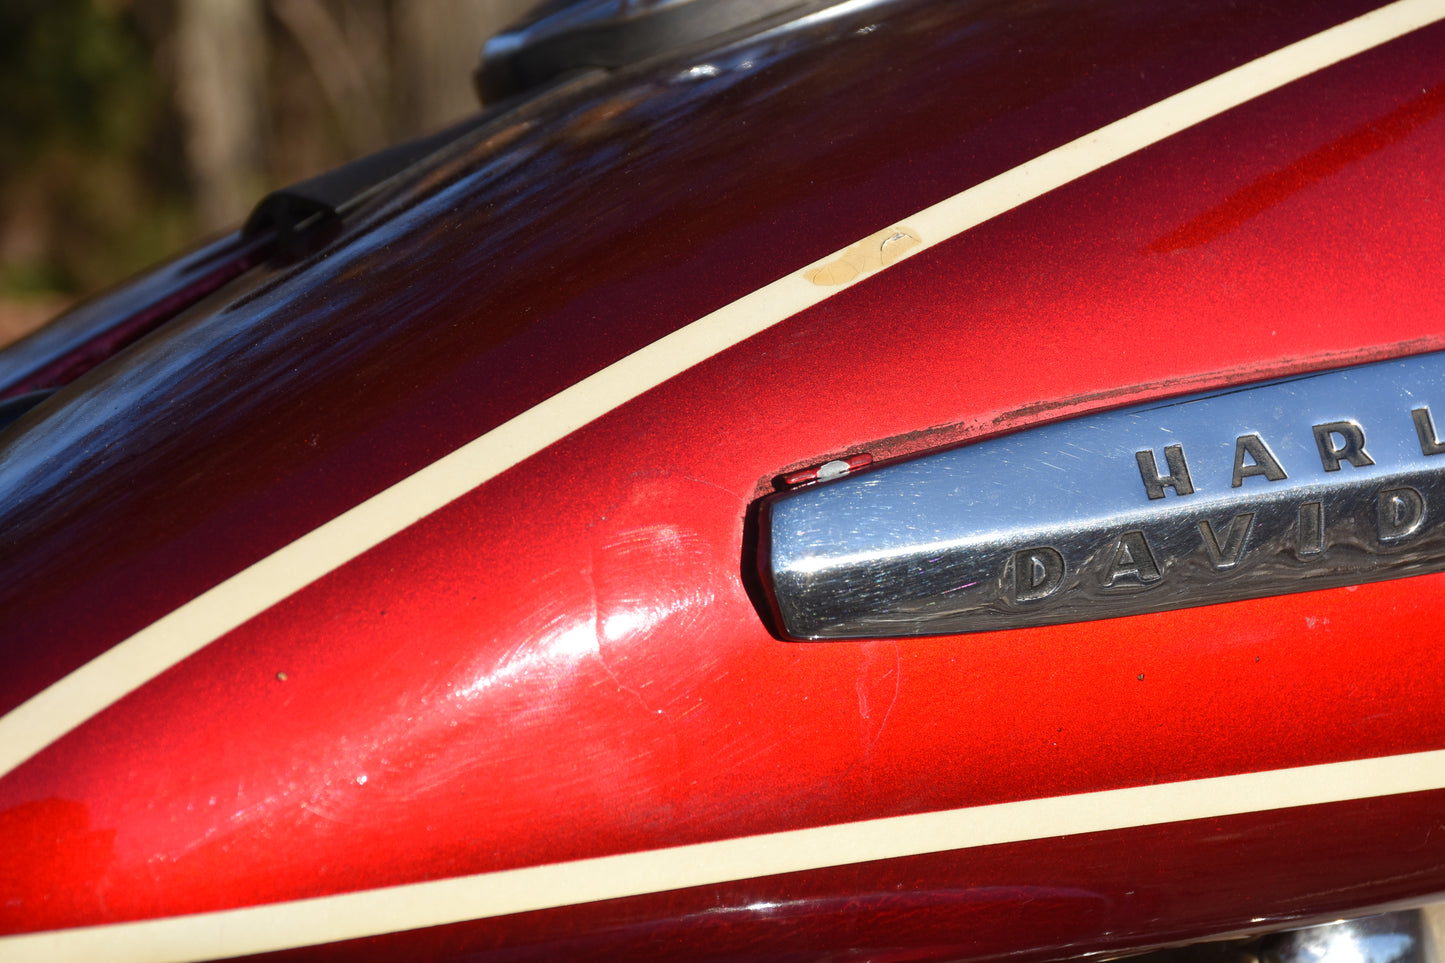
[{"x1": 4, "y1": 1, "x2": 1445, "y2": 960}]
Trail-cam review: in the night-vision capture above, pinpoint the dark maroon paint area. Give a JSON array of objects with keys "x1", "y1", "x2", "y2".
[{"x1": 0, "y1": 232, "x2": 275, "y2": 401}]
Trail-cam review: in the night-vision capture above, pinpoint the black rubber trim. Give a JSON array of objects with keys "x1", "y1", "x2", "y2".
[{"x1": 242, "y1": 111, "x2": 498, "y2": 253}]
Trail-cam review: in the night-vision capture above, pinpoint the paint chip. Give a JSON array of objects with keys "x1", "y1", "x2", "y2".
[{"x1": 806, "y1": 225, "x2": 921, "y2": 286}]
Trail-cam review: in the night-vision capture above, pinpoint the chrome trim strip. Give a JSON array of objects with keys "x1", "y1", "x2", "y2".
[
  {"x1": 764, "y1": 352, "x2": 1445, "y2": 639},
  {"x1": 1264, "y1": 912, "x2": 1436, "y2": 963}
]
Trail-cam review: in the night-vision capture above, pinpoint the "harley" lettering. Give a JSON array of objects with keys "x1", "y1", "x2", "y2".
[{"x1": 1134, "y1": 407, "x2": 1445, "y2": 499}]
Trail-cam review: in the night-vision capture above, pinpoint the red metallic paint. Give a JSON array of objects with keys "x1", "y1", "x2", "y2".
[{"x1": 3, "y1": 0, "x2": 1445, "y2": 959}]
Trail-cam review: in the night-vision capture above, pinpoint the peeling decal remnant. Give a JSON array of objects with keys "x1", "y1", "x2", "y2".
[{"x1": 806, "y1": 225, "x2": 922, "y2": 286}]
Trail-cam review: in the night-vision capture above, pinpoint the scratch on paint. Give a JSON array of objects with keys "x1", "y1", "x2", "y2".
[
  {"x1": 806, "y1": 224, "x2": 921, "y2": 286},
  {"x1": 856, "y1": 642, "x2": 901, "y2": 757},
  {"x1": 596, "y1": 649, "x2": 653, "y2": 715},
  {"x1": 587, "y1": 546, "x2": 654, "y2": 716},
  {"x1": 299, "y1": 801, "x2": 342, "y2": 823},
  {"x1": 875, "y1": 643, "x2": 901, "y2": 753}
]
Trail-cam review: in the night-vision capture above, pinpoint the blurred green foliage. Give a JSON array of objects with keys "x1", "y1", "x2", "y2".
[{"x1": 0, "y1": 0, "x2": 191, "y2": 298}]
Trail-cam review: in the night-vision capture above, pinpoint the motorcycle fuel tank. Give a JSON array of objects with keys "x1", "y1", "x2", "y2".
[{"x1": 3, "y1": 0, "x2": 1445, "y2": 960}]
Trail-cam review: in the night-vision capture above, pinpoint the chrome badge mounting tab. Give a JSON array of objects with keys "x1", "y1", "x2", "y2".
[{"x1": 761, "y1": 353, "x2": 1445, "y2": 640}]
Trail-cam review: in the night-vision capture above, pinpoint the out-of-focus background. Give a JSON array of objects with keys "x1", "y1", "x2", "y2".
[{"x1": 0, "y1": 0, "x2": 533, "y2": 347}]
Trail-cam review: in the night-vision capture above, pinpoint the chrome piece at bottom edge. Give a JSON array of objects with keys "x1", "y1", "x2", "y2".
[
  {"x1": 762, "y1": 352, "x2": 1445, "y2": 639},
  {"x1": 1264, "y1": 912, "x2": 1436, "y2": 963},
  {"x1": 1123, "y1": 909, "x2": 1440, "y2": 963}
]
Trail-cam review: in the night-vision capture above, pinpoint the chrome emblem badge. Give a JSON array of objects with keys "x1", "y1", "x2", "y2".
[{"x1": 761, "y1": 353, "x2": 1445, "y2": 639}]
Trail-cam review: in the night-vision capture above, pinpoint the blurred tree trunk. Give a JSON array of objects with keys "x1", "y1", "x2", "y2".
[
  {"x1": 270, "y1": 0, "x2": 389, "y2": 155},
  {"x1": 393, "y1": 0, "x2": 534, "y2": 133},
  {"x1": 174, "y1": 0, "x2": 268, "y2": 232},
  {"x1": 176, "y1": 0, "x2": 536, "y2": 232}
]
